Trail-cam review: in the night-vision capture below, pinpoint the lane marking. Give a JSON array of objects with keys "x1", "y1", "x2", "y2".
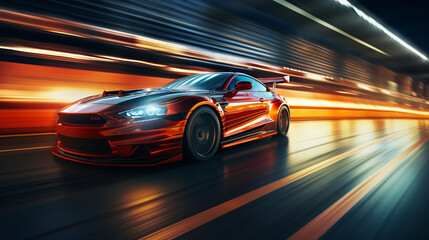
[
  {"x1": 0, "y1": 132, "x2": 55, "y2": 138},
  {"x1": 0, "y1": 146, "x2": 52, "y2": 153},
  {"x1": 140, "y1": 132, "x2": 403, "y2": 240},
  {"x1": 288, "y1": 134, "x2": 429, "y2": 240}
]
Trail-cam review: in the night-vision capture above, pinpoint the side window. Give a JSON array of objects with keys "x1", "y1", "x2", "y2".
[{"x1": 227, "y1": 76, "x2": 267, "y2": 91}]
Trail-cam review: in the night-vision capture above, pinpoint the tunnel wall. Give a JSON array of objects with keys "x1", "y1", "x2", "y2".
[{"x1": 0, "y1": 0, "x2": 428, "y2": 134}]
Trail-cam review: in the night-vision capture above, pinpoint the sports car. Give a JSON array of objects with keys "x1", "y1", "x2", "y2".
[{"x1": 52, "y1": 72, "x2": 290, "y2": 166}]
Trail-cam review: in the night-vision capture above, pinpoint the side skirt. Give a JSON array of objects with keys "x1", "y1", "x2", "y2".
[{"x1": 221, "y1": 130, "x2": 276, "y2": 148}]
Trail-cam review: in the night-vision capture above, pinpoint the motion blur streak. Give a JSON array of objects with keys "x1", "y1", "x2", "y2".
[
  {"x1": 0, "y1": 60, "x2": 428, "y2": 133},
  {"x1": 140, "y1": 131, "x2": 401, "y2": 240},
  {"x1": 272, "y1": 0, "x2": 389, "y2": 56},
  {"x1": 0, "y1": 146, "x2": 51, "y2": 153},
  {"x1": 289, "y1": 134, "x2": 429, "y2": 240},
  {"x1": 1, "y1": 1, "x2": 429, "y2": 134},
  {"x1": 335, "y1": 0, "x2": 428, "y2": 61},
  {"x1": 0, "y1": 132, "x2": 55, "y2": 138}
]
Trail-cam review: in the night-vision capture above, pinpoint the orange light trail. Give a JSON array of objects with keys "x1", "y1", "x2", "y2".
[{"x1": 0, "y1": 61, "x2": 429, "y2": 134}]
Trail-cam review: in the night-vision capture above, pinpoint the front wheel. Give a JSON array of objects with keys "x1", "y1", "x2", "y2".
[
  {"x1": 277, "y1": 105, "x2": 290, "y2": 137},
  {"x1": 183, "y1": 106, "x2": 221, "y2": 161}
]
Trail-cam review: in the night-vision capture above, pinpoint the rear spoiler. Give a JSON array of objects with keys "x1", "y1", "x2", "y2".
[{"x1": 258, "y1": 76, "x2": 290, "y2": 91}]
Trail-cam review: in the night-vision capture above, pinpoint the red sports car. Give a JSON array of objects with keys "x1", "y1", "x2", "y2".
[{"x1": 52, "y1": 72, "x2": 290, "y2": 166}]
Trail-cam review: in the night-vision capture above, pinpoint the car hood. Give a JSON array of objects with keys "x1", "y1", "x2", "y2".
[{"x1": 61, "y1": 88, "x2": 221, "y2": 113}]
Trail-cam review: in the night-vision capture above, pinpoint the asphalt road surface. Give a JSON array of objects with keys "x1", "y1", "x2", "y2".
[{"x1": 1, "y1": 119, "x2": 429, "y2": 240}]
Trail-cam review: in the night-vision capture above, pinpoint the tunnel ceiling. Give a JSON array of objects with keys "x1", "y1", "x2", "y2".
[
  {"x1": 356, "y1": 0, "x2": 429, "y2": 82},
  {"x1": 240, "y1": 0, "x2": 429, "y2": 84}
]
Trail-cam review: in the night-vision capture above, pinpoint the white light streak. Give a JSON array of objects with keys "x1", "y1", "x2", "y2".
[
  {"x1": 273, "y1": 0, "x2": 389, "y2": 56},
  {"x1": 336, "y1": 0, "x2": 428, "y2": 61}
]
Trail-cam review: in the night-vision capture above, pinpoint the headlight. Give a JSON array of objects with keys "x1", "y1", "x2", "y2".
[{"x1": 119, "y1": 105, "x2": 167, "y2": 119}]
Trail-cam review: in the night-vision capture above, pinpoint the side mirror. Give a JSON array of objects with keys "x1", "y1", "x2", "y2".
[
  {"x1": 225, "y1": 81, "x2": 253, "y2": 98},
  {"x1": 235, "y1": 81, "x2": 252, "y2": 91}
]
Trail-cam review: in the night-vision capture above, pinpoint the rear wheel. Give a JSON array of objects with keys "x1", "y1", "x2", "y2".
[
  {"x1": 277, "y1": 105, "x2": 290, "y2": 137},
  {"x1": 183, "y1": 106, "x2": 220, "y2": 161}
]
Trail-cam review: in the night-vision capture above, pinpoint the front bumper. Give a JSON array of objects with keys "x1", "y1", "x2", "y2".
[
  {"x1": 52, "y1": 146, "x2": 181, "y2": 166},
  {"x1": 53, "y1": 117, "x2": 186, "y2": 166}
]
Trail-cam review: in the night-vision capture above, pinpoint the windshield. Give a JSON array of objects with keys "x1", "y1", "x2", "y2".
[{"x1": 163, "y1": 73, "x2": 231, "y2": 90}]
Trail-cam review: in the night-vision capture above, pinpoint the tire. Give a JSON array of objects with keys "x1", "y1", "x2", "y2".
[
  {"x1": 277, "y1": 105, "x2": 290, "y2": 137},
  {"x1": 183, "y1": 106, "x2": 221, "y2": 161}
]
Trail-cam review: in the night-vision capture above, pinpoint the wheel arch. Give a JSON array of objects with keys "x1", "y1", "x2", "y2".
[
  {"x1": 276, "y1": 103, "x2": 290, "y2": 136},
  {"x1": 185, "y1": 101, "x2": 225, "y2": 138},
  {"x1": 282, "y1": 103, "x2": 290, "y2": 114},
  {"x1": 277, "y1": 103, "x2": 290, "y2": 121}
]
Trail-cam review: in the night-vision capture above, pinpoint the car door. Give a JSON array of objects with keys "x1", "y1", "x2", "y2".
[{"x1": 223, "y1": 75, "x2": 269, "y2": 137}]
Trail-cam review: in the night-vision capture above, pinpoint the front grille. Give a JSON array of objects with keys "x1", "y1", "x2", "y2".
[
  {"x1": 59, "y1": 114, "x2": 107, "y2": 126},
  {"x1": 60, "y1": 135, "x2": 112, "y2": 155}
]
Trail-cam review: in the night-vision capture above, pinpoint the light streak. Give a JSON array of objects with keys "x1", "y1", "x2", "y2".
[
  {"x1": 273, "y1": 0, "x2": 389, "y2": 56},
  {"x1": 0, "y1": 45, "x2": 114, "y2": 62},
  {"x1": 287, "y1": 98, "x2": 429, "y2": 116},
  {"x1": 336, "y1": 0, "x2": 428, "y2": 61}
]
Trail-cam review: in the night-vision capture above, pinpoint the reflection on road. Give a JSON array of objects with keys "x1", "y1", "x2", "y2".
[{"x1": 0, "y1": 119, "x2": 429, "y2": 239}]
